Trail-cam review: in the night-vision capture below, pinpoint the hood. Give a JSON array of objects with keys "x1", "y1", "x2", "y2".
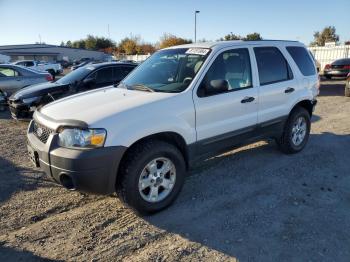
[
  {"x1": 10, "y1": 82, "x2": 67, "y2": 100},
  {"x1": 39, "y1": 87, "x2": 174, "y2": 125}
]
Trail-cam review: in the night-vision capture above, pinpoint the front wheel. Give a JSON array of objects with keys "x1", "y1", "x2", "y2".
[
  {"x1": 117, "y1": 140, "x2": 186, "y2": 214},
  {"x1": 277, "y1": 107, "x2": 311, "y2": 154}
]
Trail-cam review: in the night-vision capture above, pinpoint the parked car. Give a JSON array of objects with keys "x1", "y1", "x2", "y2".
[
  {"x1": 9, "y1": 62, "x2": 136, "y2": 119},
  {"x1": 13, "y1": 60, "x2": 63, "y2": 79},
  {"x1": 0, "y1": 64, "x2": 52, "y2": 97},
  {"x1": 323, "y1": 58, "x2": 350, "y2": 79},
  {"x1": 345, "y1": 73, "x2": 350, "y2": 97},
  {"x1": 27, "y1": 41, "x2": 318, "y2": 213},
  {"x1": 57, "y1": 60, "x2": 73, "y2": 69},
  {"x1": 70, "y1": 60, "x2": 92, "y2": 71},
  {"x1": 0, "y1": 90, "x2": 6, "y2": 111}
]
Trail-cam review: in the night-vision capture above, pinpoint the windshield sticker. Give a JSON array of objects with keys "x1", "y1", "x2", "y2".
[{"x1": 185, "y1": 48, "x2": 210, "y2": 56}]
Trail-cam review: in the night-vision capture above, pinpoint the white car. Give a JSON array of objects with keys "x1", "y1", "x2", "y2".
[
  {"x1": 13, "y1": 60, "x2": 63, "y2": 78},
  {"x1": 27, "y1": 40, "x2": 319, "y2": 213}
]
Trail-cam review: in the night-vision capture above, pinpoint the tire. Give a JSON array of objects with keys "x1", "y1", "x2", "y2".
[
  {"x1": 117, "y1": 140, "x2": 186, "y2": 214},
  {"x1": 48, "y1": 69, "x2": 56, "y2": 80},
  {"x1": 345, "y1": 85, "x2": 350, "y2": 97},
  {"x1": 277, "y1": 107, "x2": 311, "y2": 154},
  {"x1": 324, "y1": 75, "x2": 332, "y2": 80}
]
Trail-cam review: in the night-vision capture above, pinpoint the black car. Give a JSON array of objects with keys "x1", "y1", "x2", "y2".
[
  {"x1": 323, "y1": 58, "x2": 350, "y2": 79},
  {"x1": 8, "y1": 62, "x2": 137, "y2": 119}
]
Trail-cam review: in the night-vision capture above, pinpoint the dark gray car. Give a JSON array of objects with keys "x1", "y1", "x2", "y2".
[{"x1": 0, "y1": 64, "x2": 52, "y2": 96}]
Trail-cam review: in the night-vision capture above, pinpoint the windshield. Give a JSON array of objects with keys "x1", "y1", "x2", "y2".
[
  {"x1": 56, "y1": 66, "x2": 94, "y2": 85},
  {"x1": 121, "y1": 48, "x2": 210, "y2": 93}
]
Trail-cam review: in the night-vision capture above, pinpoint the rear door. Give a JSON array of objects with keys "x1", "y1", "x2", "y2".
[
  {"x1": 0, "y1": 67, "x2": 24, "y2": 95},
  {"x1": 193, "y1": 47, "x2": 258, "y2": 154},
  {"x1": 252, "y1": 46, "x2": 297, "y2": 124}
]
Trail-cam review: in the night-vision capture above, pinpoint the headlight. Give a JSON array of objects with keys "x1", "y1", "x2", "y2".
[
  {"x1": 22, "y1": 96, "x2": 39, "y2": 104},
  {"x1": 58, "y1": 128, "x2": 107, "y2": 148}
]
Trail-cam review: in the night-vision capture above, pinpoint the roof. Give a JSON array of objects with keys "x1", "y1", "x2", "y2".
[
  {"x1": 0, "y1": 44, "x2": 106, "y2": 54},
  {"x1": 167, "y1": 40, "x2": 302, "y2": 50}
]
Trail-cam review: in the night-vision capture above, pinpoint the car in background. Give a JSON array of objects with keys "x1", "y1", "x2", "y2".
[
  {"x1": 0, "y1": 90, "x2": 6, "y2": 111},
  {"x1": 70, "y1": 60, "x2": 93, "y2": 71},
  {"x1": 13, "y1": 60, "x2": 63, "y2": 79},
  {"x1": 323, "y1": 58, "x2": 350, "y2": 79},
  {"x1": 8, "y1": 62, "x2": 137, "y2": 119},
  {"x1": 0, "y1": 64, "x2": 52, "y2": 97},
  {"x1": 345, "y1": 73, "x2": 350, "y2": 97}
]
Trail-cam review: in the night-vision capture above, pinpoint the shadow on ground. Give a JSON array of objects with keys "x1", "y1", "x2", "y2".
[
  {"x1": 0, "y1": 245, "x2": 60, "y2": 261},
  {"x1": 146, "y1": 132, "x2": 350, "y2": 261},
  {"x1": 0, "y1": 156, "x2": 56, "y2": 205}
]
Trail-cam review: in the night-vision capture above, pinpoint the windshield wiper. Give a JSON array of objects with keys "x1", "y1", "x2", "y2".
[{"x1": 131, "y1": 84, "x2": 155, "y2": 92}]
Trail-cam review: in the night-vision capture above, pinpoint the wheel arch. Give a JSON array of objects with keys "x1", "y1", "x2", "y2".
[
  {"x1": 290, "y1": 99, "x2": 314, "y2": 117},
  {"x1": 116, "y1": 131, "x2": 189, "y2": 187}
]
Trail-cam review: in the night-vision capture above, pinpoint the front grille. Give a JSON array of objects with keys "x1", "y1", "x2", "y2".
[{"x1": 33, "y1": 121, "x2": 54, "y2": 144}]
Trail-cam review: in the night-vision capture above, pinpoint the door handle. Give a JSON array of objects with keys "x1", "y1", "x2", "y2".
[
  {"x1": 285, "y1": 87, "x2": 295, "y2": 93},
  {"x1": 241, "y1": 96, "x2": 255, "y2": 103}
]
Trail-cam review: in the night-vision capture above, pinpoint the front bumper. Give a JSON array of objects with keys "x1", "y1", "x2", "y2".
[
  {"x1": 9, "y1": 102, "x2": 32, "y2": 119},
  {"x1": 27, "y1": 118, "x2": 127, "y2": 195}
]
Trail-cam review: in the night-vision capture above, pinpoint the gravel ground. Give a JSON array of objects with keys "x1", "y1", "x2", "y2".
[{"x1": 0, "y1": 80, "x2": 349, "y2": 262}]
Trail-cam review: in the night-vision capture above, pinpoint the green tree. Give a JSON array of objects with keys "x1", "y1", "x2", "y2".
[
  {"x1": 159, "y1": 33, "x2": 192, "y2": 49},
  {"x1": 60, "y1": 41, "x2": 65, "y2": 46},
  {"x1": 311, "y1": 26, "x2": 339, "y2": 46},
  {"x1": 66, "y1": 40, "x2": 72, "y2": 47},
  {"x1": 220, "y1": 32, "x2": 241, "y2": 41},
  {"x1": 243, "y1": 32, "x2": 262, "y2": 41}
]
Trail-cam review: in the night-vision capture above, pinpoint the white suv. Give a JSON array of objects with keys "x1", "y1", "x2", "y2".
[{"x1": 27, "y1": 40, "x2": 319, "y2": 213}]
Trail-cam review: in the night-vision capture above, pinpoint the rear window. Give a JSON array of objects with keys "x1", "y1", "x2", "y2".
[
  {"x1": 286, "y1": 46, "x2": 316, "y2": 76},
  {"x1": 254, "y1": 47, "x2": 293, "y2": 85}
]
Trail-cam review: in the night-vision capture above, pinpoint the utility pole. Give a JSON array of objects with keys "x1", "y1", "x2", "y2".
[
  {"x1": 194, "y1": 10, "x2": 200, "y2": 42},
  {"x1": 108, "y1": 24, "x2": 110, "y2": 39},
  {"x1": 38, "y1": 34, "x2": 41, "y2": 44}
]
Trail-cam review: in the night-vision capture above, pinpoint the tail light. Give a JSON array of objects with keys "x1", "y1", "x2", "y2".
[
  {"x1": 324, "y1": 64, "x2": 331, "y2": 70},
  {"x1": 46, "y1": 74, "x2": 53, "y2": 81},
  {"x1": 344, "y1": 65, "x2": 350, "y2": 70}
]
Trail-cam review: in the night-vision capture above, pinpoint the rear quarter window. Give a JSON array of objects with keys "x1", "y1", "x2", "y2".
[{"x1": 286, "y1": 46, "x2": 316, "y2": 76}]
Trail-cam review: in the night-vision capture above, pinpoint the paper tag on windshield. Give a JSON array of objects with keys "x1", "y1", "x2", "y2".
[{"x1": 185, "y1": 48, "x2": 210, "y2": 56}]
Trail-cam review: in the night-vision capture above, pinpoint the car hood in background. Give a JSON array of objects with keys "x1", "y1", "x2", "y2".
[
  {"x1": 10, "y1": 82, "x2": 67, "y2": 100},
  {"x1": 39, "y1": 87, "x2": 175, "y2": 125}
]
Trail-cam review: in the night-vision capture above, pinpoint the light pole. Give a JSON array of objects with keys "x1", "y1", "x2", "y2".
[{"x1": 194, "y1": 10, "x2": 200, "y2": 42}]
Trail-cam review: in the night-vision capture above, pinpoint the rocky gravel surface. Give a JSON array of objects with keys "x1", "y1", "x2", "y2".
[{"x1": 0, "y1": 80, "x2": 349, "y2": 261}]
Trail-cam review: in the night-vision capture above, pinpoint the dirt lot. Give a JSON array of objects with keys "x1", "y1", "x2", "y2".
[{"x1": 0, "y1": 80, "x2": 349, "y2": 261}]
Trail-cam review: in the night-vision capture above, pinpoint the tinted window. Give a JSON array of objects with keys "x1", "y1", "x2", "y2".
[
  {"x1": 254, "y1": 47, "x2": 293, "y2": 85},
  {"x1": 199, "y1": 48, "x2": 252, "y2": 96},
  {"x1": 113, "y1": 66, "x2": 134, "y2": 82},
  {"x1": 25, "y1": 61, "x2": 34, "y2": 67},
  {"x1": 95, "y1": 67, "x2": 113, "y2": 84},
  {"x1": 56, "y1": 66, "x2": 94, "y2": 85},
  {"x1": 286, "y1": 46, "x2": 316, "y2": 76}
]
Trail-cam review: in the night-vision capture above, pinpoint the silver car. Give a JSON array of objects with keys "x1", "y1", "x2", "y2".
[{"x1": 0, "y1": 64, "x2": 52, "y2": 96}]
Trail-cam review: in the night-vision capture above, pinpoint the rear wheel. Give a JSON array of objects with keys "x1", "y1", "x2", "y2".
[
  {"x1": 48, "y1": 69, "x2": 56, "y2": 80},
  {"x1": 324, "y1": 75, "x2": 332, "y2": 80},
  {"x1": 277, "y1": 107, "x2": 311, "y2": 154},
  {"x1": 117, "y1": 140, "x2": 186, "y2": 214}
]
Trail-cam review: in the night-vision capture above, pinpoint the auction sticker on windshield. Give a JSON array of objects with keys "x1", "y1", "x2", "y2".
[{"x1": 185, "y1": 48, "x2": 210, "y2": 56}]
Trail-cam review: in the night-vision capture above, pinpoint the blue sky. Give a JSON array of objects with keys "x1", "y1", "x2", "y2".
[{"x1": 0, "y1": 0, "x2": 349, "y2": 46}]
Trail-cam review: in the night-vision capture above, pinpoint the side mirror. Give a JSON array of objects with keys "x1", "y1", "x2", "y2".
[
  {"x1": 210, "y1": 79, "x2": 229, "y2": 92},
  {"x1": 82, "y1": 78, "x2": 95, "y2": 86}
]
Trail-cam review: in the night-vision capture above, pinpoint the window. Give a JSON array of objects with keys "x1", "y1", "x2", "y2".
[
  {"x1": 95, "y1": 67, "x2": 113, "y2": 84},
  {"x1": 198, "y1": 48, "x2": 252, "y2": 96},
  {"x1": 0, "y1": 67, "x2": 19, "y2": 77},
  {"x1": 286, "y1": 46, "x2": 316, "y2": 76},
  {"x1": 113, "y1": 66, "x2": 134, "y2": 82},
  {"x1": 254, "y1": 47, "x2": 293, "y2": 85},
  {"x1": 25, "y1": 61, "x2": 34, "y2": 67}
]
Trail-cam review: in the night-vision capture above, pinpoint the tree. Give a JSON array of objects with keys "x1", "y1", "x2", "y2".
[
  {"x1": 138, "y1": 43, "x2": 156, "y2": 54},
  {"x1": 159, "y1": 33, "x2": 192, "y2": 49},
  {"x1": 220, "y1": 32, "x2": 263, "y2": 41},
  {"x1": 345, "y1": 41, "x2": 350, "y2": 45},
  {"x1": 66, "y1": 40, "x2": 72, "y2": 48},
  {"x1": 60, "y1": 41, "x2": 65, "y2": 46},
  {"x1": 118, "y1": 37, "x2": 139, "y2": 55},
  {"x1": 243, "y1": 32, "x2": 262, "y2": 41},
  {"x1": 220, "y1": 32, "x2": 241, "y2": 41},
  {"x1": 310, "y1": 26, "x2": 339, "y2": 46}
]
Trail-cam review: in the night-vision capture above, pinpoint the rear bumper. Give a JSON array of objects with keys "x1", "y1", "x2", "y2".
[
  {"x1": 324, "y1": 69, "x2": 349, "y2": 77},
  {"x1": 27, "y1": 119, "x2": 127, "y2": 195}
]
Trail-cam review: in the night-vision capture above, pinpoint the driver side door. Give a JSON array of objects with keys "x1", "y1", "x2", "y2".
[{"x1": 192, "y1": 47, "x2": 258, "y2": 156}]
